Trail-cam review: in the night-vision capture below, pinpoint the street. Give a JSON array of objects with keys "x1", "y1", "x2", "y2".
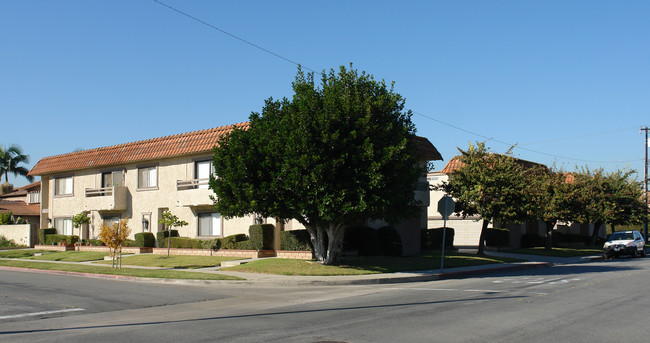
[{"x1": 1, "y1": 257, "x2": 648, "y2": 343}]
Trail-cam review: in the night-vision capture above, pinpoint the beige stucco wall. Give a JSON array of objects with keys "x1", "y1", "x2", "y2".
[
  {"x1": 42, "y1": 153, "x2": 258, "y2": 240},
  {"x1": 0, "y1": 224, "x2": 31, "y2": 246}
]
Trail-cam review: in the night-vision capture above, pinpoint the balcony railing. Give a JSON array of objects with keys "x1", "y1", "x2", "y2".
[
  {"x1": 85, "y1": 186, "x2": 114, "y2": 197},
  {"x1": 83, "y1": 186, "x2": 127, "y2": 211},
  {"x1": 176, "y1": 179, "x2": 213, "y2": 207},
  {"x1": 177, "y1": 178, "x2": 210, "y2": 190}
]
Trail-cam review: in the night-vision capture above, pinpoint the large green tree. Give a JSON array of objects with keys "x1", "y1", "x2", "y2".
[
  {"x1": 440, "y1": 143, "x2": 531, "y2": 255},
  {"x1": 525, "y1": 167, "x2": 568, "y2": 250},
  {"x1": 211, "y1": 65, "x2": 423, "y2": 265},
  {"x1": 0, "y1": 144, "x2": 34, "y2": 186},
  {"x1": 559, "y1": 168, "x2": 646, "y2": 245}
]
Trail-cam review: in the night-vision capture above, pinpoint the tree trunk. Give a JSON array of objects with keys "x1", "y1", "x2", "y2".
[
  {"x1": 307, "y1": 225, "x2": 327, "y2": 263},
  {"x1": 324, "y1": 224, "x2": 345, "y2": 265},
  {"x1": 589, "y1": 221, "x2": 603, "y2": 246},
  {"x1": 610, "y1": 225, "x2": 615, "y2": 234},
  {"x1": 544, "y1": 220, "x2": 556, "y2": 251},
  {"x1": 477, "y1": 219, "x2": 490, "y2": 255}
]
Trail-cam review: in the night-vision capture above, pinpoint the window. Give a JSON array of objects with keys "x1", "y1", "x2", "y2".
[
  {"x1": 195, "y1": 160, "x2": 214, "y2": 189},
  {"x1": 198, "y1": 213, "x2": 222, "y2": 236},
  {"x1": 138, "y1": 166, "x2": 157, "y2": 189},
  {"x1": 102, "y1": 170, "x2": 124, "y2": 188},
  {"x1": 55, "y1": 176, "x2": 73, "y2": 196},
  {"x1": 54, "y1": 218, "x2": 73, "y2": 235},
  {"x1": 28, "y1": 191, "x2": 40, "y2": 204}
]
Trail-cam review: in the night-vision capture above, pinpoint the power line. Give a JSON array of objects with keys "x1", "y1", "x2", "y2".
[
  {"x1": 153, "y1": 1, "x2": 641, "y2": 166},
  {"x1": 152, "y1": 0, "x2": 318, "y2": 73},
  {"x1": 413, "y1": 111, "x2": 641, "y2": 164}
]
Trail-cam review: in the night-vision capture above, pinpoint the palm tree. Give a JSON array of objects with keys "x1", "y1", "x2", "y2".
[{"x1": 0, "y1": 144, "x2": 34, "y2": 184}]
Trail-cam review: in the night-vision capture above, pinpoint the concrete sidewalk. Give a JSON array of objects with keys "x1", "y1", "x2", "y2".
[{"x1": 0, "y1": 251, "x2": 603, "y2": 286}]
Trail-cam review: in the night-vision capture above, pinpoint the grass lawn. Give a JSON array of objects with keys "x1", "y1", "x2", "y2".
[
  {"x1": 26, "y1": 251, "x2": 111, "y2": 262},
  {"x1": 94, "y1": 254, "x2": 246, "y2": 269},
  {"x1": 507, "y1": 247, "x2": 603, "y2": 258},
  {"x1": 0, "y1": 260, "x2": 243, "y2": 280},
  {"x1": 0, "y1": 249, "x2": 50, "y2": 259},
  {"x1": 223, "y1": 253, "x2": 525, "y2": 276}
]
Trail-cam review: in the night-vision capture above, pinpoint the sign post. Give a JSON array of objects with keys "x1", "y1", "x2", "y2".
[{"x1": 437, "y1": 195, "x2": 455, "y2": 272}]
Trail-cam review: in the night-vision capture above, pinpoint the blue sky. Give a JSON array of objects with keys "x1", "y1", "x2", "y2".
[{"x1": 2, "y1": 0, "x2": 649, "y2": 187}]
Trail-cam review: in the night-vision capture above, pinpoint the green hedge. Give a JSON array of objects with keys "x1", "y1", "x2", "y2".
[
  {"x1": 156, "y1": 230, "x2": 179, "y2": 247},
  {"x1": 280, "y1": 230, "x2": 313, "y2": 251},
  {"x1": 82, "y1": 239, "x2": 105, "y2": 246},
  {"x1": 45, "y1": 234, "x2": 79, "y2": 245},
  {"x1": 158, "y1": 234, "x2": 249, "y2": 250},
  {"x1": 378, "y1": 226, "x2": 403, "y2": 256},
  {"x1": 39, "y1": 228, "x2": 57, "y2": 245},
  {"x1": 134, "y1": 232, "x2": 156, "y2": 247},
  {"x1": 421, "y1": 227, "x2": 455, "y2": 250},
  {"x1": 343, "y1": 226, "x2": 380, "y2": 255},
  {"x1": 485, "y1": 228, "x2": 509, "y2": 247},
  {"x1": 248, "y1": 224, "x2": 275, "y2": 250}
]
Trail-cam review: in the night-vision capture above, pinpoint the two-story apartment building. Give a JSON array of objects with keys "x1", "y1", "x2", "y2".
[{"x1": 29, "y1": 122, "x2": 442, "y2": 254}]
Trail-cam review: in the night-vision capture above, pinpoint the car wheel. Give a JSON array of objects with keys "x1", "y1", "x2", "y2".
[
  {"x1": 632, "y1": 248, "x2": 639, "y2": 258},
  {"x1": 641, "y1": 248, "x2": 647, "y2": 257}
]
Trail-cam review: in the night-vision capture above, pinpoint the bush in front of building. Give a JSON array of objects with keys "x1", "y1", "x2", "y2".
[
  {"x1": 377, "y1": 226, "x2": 403, "y2": 256},
  {"x1": 343, "y1": 226, "x2": 380, "y2": 256},
  {"x1": 45, "y1": 234, "x2": 79, "y2": 245},
  {"x1": 156, "y1": 230, "x2": 179, "y2": 247},
  {"x1": 421, "y1": 227, "x2": 455, "y2": 251},
  {"x1": 485, "y1": 228, "x2": 509, "y2": 247},
  {"x1": 38, "y1": 228, "x2": 57, "y2": 245},
  {"x1": 520, "y1": 233, "x2": 544, "y2": 248},
  {"x1": 158, "y1": 234, "x2": 249, "y2": 250},
  {"x1": 82, "y1": 239, "x2": 105, "y2": 246},
  {"x1": 134, "y1": 232, "x2": 155, "y2": 247},
  {"x1": 248, "y1": 224, "x2": 275, "y2": 250},
  {"x1": 280, "y1": 230, "x2": 313, "y2": 251}
]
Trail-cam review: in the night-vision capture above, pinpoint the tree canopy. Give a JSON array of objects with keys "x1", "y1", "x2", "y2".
[
  {"x1": 440, "y1": 143, "x2": 535, "y2": 254},
  {"x1": 211, "y1": 65, "x2": 424, "y2": 264},
  {"x1": 0, "y1": 144, "x2": 33, "y2": 187}
]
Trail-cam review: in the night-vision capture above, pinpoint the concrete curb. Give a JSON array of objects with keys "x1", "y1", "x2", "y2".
[{"x1": 0, "y1": 261, "x2": 554, "y2": 287}]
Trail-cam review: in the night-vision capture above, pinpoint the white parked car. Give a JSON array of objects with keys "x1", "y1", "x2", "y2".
[{"x1": 603, "y1": 231, "x2": 646, "y2": 258}]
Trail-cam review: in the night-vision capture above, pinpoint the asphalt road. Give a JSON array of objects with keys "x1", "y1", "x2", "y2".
[{"x1": 1, "y1": 257, "x2": 649, "y2": 343}]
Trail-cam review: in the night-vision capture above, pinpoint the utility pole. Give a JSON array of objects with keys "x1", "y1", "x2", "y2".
[{"x1": 642, "y1": 126, "x2": 649, "y2": 241}]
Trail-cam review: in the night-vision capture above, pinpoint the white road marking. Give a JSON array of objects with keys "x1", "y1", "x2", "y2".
[
  {"x1": 0, "y1": 308, "x2": 85, "y2": 320},
  {"x1": 384, "y1": 287, "x2": 547, "y2": 295}
]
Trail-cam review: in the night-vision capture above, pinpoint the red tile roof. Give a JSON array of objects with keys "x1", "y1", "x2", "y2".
[
  {"x1": 0, "y1": 200, "x2": 40, "y2": 217},
  {"x1": 29, "y1": 123, "x2": 249, "y2": 176},
  {"x1": 441, "y1": 155, "x2": 547, "y2": 174},
  {"x1": 0, "y1": 182, "x2": 40, "y2": 198},
  {"x1": 413, "y1": 136, "x2": 443, "y2": 161},
  {"x1": 29, "y1": 121, "x2": 442, "y2": 176}
]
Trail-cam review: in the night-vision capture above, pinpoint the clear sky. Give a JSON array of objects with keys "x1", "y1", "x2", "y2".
[{"x1": 2, "y1": 0, "x2": 649, "y2": 187}]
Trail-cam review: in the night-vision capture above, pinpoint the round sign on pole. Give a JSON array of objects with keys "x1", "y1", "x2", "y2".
[{"x1": 437, "y1": 196, "x2": 455, "y2": 220}]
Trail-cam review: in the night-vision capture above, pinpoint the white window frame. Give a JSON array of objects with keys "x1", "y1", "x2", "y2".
[
  {"x1": 137, "y1": 165, "x2": 158, "y2": 190},
  {"x1": 54, "y1": 176, "x2": 73, "y2": 196},
  {"x1": 194, "y1": 159, "x2": 214, "y2": 189},
  {"x1": 54, "y1": 217, "x2": 73, "y2": 236},
  {"x1": 198, "y1": 212, "x2": 222, "y2": 237}
]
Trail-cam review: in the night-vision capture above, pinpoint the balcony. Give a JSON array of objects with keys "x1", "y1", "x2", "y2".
[
  {"x1": 176, "y1": 179, "x2": 214, "y2": 207},
  {"x1": 84, "y1": 186, "x2": 128, "y2": 212}
]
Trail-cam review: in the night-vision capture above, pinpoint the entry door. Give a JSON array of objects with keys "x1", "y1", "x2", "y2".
[{"x1": 195, "y1": 160, "x2": 213, "y2": 189}]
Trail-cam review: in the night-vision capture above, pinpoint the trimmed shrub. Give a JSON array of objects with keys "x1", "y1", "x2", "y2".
[
  {"x1": 45, "y1": 234, "x2": 79, "y2": 245},
  {"x1": 485, "y1": 228, "x2": 509, "y2": 247},
  {"x1": 520, "y1": 234, "x2": 544, "y2": 248},
  {"x1": 39, "y1": 228, "x2": 57, "y2": 245},
  {"x1": 421, "y1": 227, "x2": 455, "y2": 250},
  {"x1": 156, "y1": 230, "x2": 179, "y2": 247},
  {"x1": 248, "y1": 224, "x2": 275, "y2": 250},
  {"x1": 123, "y1": 239, "x2": 138, "y2": 247},
  {"x1": 377, "y1": 226, "x2": 403, "y2": 256},
  {"x1": 344, "y1": 226, "x2": 380, "y2": 256},
  {"x1": 280, "y1": 230, "x2": 313, "y2": 251},
  {"x1": 158, "y1": 237, "x2": 202, "y2": 249},
  {"x1": 134, "y1": 232, "x2": 155, "y2": 248},
  {"x1": 82, "y1": 239, "x2": 105, "y2": 246}
]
